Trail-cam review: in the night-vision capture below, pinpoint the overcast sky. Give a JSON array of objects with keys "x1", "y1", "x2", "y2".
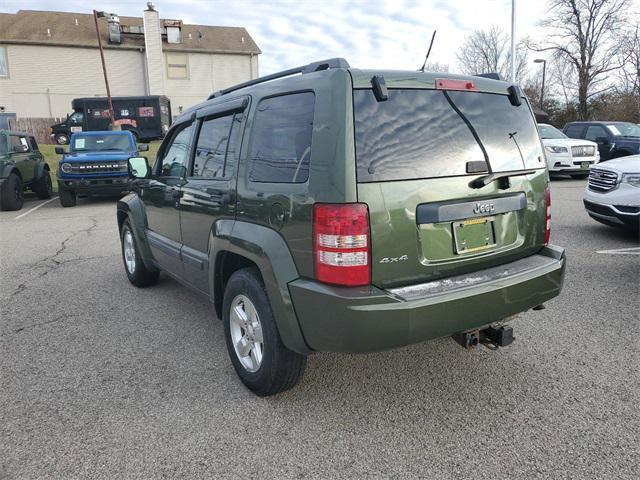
[{"x1": 2, "y1": 0, "x2": 638, "y2": 76}]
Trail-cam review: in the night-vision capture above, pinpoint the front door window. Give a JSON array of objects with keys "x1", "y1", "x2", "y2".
[{"x1": 158, "y1": 123, "x2": 195, "y2": 178}]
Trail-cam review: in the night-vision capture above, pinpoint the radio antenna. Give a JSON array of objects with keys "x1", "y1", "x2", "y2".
[{"x1": 419, "y1": 30, "x2": 437, "y2": 72}]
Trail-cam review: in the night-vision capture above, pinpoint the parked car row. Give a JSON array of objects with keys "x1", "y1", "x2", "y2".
[{"x1": 1, "y1": 63, "x2": 636, "y2": 396}]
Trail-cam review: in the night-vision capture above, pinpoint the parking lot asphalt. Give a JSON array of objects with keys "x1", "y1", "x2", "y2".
[{"x1": 1, "y1": 179, "x2": 639, "y2": 479}]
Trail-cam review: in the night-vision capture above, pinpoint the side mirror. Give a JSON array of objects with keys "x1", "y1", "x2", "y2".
[
  {"x1": 55, "y1": 146, "x2": 66, "y2": 155},
  {"x1": 137, "y1": 144, "x2": 149, "y2": 152},
  {"x1": 128, "y1": 156, "x2": 151, "y2": 179},
  {"x1": 595, "y1": 136, "x2": 608, "y2": 144}
]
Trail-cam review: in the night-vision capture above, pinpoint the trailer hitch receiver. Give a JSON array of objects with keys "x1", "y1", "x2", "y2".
[{"x1": 452, "y1": 325, "x2": 514, "y2": 350}]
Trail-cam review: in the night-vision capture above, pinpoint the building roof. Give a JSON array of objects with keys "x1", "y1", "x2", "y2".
[{"x1": 0, "y1": 10, "x2": 261, "y2": 55}]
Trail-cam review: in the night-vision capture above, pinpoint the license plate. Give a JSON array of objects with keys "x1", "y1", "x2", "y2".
[
  {"x1": 581, "y1": 162, "x2": 590, "y2": 169},
  {"x1": 70, "y1": 126, "x2": 83, "y2": 132},
  {"x1": 453, "y1": 217, "x2": 496, "y2": 254}
]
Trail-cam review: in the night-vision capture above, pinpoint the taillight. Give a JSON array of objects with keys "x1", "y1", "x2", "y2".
[
  {"x1": 313, "y1": 203, "x2": 371, "y2": 286},
  {"x1": 544, "y1": 183, "x2": 551, "y2": 245}
]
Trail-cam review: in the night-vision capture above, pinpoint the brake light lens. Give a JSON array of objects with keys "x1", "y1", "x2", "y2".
[
  {"x1": 544, "y1": 183, "x2": 551, "y2": 245},
  {"x1": 435, "y1": 79, "x2": 476, "y2": 91},
  {"x1": 313, "y1": 203, "x2": 371, "y2": 286}
]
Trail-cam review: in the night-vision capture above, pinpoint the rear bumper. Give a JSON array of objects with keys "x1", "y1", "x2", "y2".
[
  {"x1": 289, "y1": 245, "x2": 566, "y2": 353},
  {"x1": 58, "y1": 177, "x2": 131, "y2": 195}
]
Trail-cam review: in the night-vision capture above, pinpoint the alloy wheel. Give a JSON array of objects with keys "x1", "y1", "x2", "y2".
[
  {"x1": 229, "y1": 294, "x2": 264, "y2": 372},
  {"x1": 123, "y1": 229, "x2": 136, "y2": 274}
]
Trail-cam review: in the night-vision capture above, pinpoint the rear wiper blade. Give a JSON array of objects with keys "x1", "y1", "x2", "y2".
[{"x1": 469, "y1": 169, "x2": 537, "y2": 189}]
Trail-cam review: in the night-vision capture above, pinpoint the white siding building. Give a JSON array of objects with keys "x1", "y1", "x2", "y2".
[{"x1": 0, "y1": 6, "x2": 260, "y2": 119}]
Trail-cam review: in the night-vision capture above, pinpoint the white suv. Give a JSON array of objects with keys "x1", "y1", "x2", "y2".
[
  {"x1": 583, "y1": 156, "x2": 640, "y2": 232},
  {"x1": 538, "y1": 123, "x2": 600, "y2": 178}
]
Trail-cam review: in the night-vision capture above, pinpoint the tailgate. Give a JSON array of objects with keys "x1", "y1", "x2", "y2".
[
  {"x1": 359, "y1": 172, "x2": 546, "y2": 288},
  {"x1": 353, "y1": 86, "x2": 547, "y2": 288}
]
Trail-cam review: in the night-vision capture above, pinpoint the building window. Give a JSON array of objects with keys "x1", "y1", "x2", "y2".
[
  {"x1": 0, "y1": 46, "x2": 8, "y2": 78},
  {"x1": 166, "y1": 52, "x2": 188, "y2": 79}
]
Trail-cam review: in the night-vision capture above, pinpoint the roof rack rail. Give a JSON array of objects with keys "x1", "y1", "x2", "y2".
[
  {"x1": 208, "y1": 58, "x2": 350, "y2": 99},
  {"x1": 474, "y1": 72, "x2": 502, "y2": 80}
]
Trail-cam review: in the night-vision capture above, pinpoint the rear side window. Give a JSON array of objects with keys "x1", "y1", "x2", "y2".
[
  {"x1": 564, "y1": 125, "x2": 584, "y2": 138},
  {"x1": 248, "y1": 92, "x2": 314, "y2": 183},
  {"x1": 0, "y1": 135, "x2": 7, "y2": 154},
  {"x1": 353, "y1": 89, "x2": 543, "y2": 183},
  {"x1": 585, "y1": 125, "x2": 607, "y2": 142},
  {"x1": 29, "y1": 137, "x2": 38, "y2": 151},
  {"x1": 192, "y1": 114, "x2": 234, "y2": 178}
]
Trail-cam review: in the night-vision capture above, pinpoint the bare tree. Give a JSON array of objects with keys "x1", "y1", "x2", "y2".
[
  {"x1": 423, "y1": 62, "x2": 450, "y2": 73},
  {"x1": 617, "y1": 24, "x2": 640, "y2": 94},
  {"x1": 530, "y1": 0, "x2": 630, "y2": 119},
  {"x1": 456, "y1": 25, "x2": 528, "y2": 81}
]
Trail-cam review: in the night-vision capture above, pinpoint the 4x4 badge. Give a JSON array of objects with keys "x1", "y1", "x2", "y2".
[{"x1": 379, "y1": 255, "x2": 409, "y2": 264}]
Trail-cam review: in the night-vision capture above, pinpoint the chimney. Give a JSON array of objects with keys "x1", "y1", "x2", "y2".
[{"x1": 143, "y1": 2, "x2": 165, "y2": 95}]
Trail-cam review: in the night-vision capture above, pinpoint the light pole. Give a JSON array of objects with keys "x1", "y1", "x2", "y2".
[
  {"x1": 93, "y1": 10, "x2": 119, "y2": 130},
  {"x1": 534, "y1": 58, "x2": 546, "y2": 109},
  {"x1": 510, "y1": 0, "x2": 516, "y2": 82}
]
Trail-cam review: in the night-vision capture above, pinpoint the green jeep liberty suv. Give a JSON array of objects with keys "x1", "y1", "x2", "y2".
[{"x1": 117, "y1": 59, "x2": 566, "y2": 396}]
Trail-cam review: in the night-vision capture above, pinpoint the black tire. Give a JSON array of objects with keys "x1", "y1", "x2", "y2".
[
  {"x1": 120, "y1": 219, "x2": 159, "y2": 287},
  {"x1": 55, "y1": 133, "x2": 69, "y2": 145},
  {"x1": 1, "y1": 173, "x2": 24, "y2": 211},
  {"x1": 571, "y1": 173, "x2": 589, "y2": 180},
  {"x1": 59, "y1": 189, "x2": 77, "y2": 207},
  {"x1": 223, "y1": 267, "x2": 306, "y2": 396},
  {"x1": 32, "y1": 169, "x2": 53, "y2": 199}
]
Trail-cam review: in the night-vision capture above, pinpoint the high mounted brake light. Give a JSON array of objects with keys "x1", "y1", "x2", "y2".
[
  {"x1": 436, "y1": 79, "x2": 476, "y2": 91},
  {"x1": 313, "y1": 203, "x2": 371, "y2": 286}
]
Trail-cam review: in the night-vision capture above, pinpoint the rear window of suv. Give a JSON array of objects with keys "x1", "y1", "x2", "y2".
[{"x1": 353, "y1": 89, "x2": 544, "y2": 182}]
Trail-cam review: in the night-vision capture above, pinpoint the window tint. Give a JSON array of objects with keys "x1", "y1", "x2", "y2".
[
  {"x1": 0, "y1": 135, "x2": 7, "y2": 155},
  {"x1": 159, "y1": 122, "x2": 194, "y2": 177},
  {"x1": 354, "y1": 89, "x2": 543, "y2": 182},
  {"x1": 564, "y1": 125, "x2": 584, "y2": 138},
  {"x1": 248, "y1": 92, "x2": 314, "y2": 183},
  {"x1": 585, "y1": 125, "x2": 607, "y2": 141},
  {"x1": 29, "y1": 137, "x2": 38, "y2": 151},
  {"x1": 193, "y1": 115, "x2": 234, "y2": 178}
]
